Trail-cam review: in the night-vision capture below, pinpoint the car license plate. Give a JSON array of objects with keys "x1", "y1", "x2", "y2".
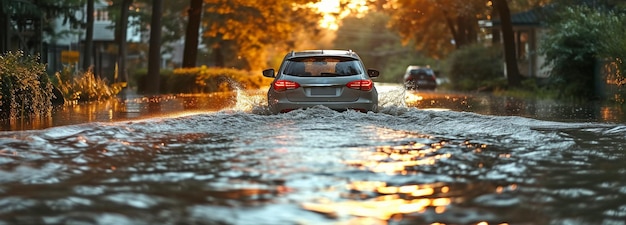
[
  {"x1": 417, "y1": 80, "x2": 429, "y2": 85},
  {"x1": 310, "y1": 87, "x2": 336, "y2": 95}
]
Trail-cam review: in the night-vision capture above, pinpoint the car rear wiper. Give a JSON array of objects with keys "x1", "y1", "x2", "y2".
[{"x1": 320, "y1": 72, "x2": 342, "y2": 77}]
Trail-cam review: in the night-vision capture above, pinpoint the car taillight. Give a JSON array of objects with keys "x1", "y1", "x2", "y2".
[
  {"x1": 273, "y1": 80, "x2": 300, "y2": 92},
  {"x1": 346, "y1": 80, "x2": 373, "y2": 91}
]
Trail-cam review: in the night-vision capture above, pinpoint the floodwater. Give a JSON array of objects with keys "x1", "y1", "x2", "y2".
[{"x1": 1, "y1": 84, "x2": 625, "y2": 225}]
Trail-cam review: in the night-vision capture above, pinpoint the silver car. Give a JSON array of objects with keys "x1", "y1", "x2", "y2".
[{"x1": 262, "y1": 50, "x2": 380, "y2": 114}]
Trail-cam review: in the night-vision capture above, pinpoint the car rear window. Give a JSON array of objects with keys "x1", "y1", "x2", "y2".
[
  {"x1": 283, "y1": 57, "x2": 363, "y2": 77},
  {"x1": 410, "y1": 69, "x2": 433, "y2": 76}
]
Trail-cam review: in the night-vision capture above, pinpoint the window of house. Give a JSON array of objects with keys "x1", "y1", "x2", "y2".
[
  {"x1": 95, "y1": 9, "x2": 109, "y2": 21},
  {"x1": 517, "y1": 31, "x2": 529, "y2": 60}
]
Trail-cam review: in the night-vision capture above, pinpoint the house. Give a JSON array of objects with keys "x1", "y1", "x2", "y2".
[
  {"x1": 45, "y1": 1, "x2": 144, "y2": 80},
  {"x1": 491, "y1": 4, "x2": 623, "y2": 98},
  {"x1": 490, "y1": 6, "x2": 553, "y2": 79}
]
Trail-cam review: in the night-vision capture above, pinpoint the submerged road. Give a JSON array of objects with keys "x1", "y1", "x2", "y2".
[{"x1": 0, "y1": 84, "x2": 625, "y2": 224}]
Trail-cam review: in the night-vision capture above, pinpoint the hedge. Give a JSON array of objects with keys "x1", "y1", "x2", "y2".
[{"x1": 135, "y1": 66, "x2": 271, "y2": 94}]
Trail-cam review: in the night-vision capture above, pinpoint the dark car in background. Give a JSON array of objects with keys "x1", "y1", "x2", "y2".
[
  {"x1": 262, "y1": 50, "x2": 380, "y2": 114},
  {"x1": 403, "y1": 65, "x2": 437, "y2": 90}
]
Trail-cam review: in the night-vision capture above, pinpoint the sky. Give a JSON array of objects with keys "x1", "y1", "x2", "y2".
[{"x1": 312, "y1": 0, "x2": 369, "y2": 30}]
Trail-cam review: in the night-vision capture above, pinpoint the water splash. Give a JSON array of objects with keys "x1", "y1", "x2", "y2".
[
  {"x1": 1, "y1": 87, "x2": 626, "y2": 225},
  {"x1": 229, "y1": 88, "x2": 271, "y2": 114},
  {"x1": 375, "y1": 83, "x2": 407, "y2": 108},
  {"x1": 227, "y1": 83, "x2": 407, "y2": 115}
]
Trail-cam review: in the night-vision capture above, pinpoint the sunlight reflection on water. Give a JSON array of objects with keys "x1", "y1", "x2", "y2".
[
  {"x1": 2, "y1": 83, "x2": 625, "y2": 131},
  {"x1": 0, "y1": 84, "x2": 625, "y2": 225}
]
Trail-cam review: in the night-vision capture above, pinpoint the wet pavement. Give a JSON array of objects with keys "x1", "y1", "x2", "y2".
[
  {"x1": 0, "y1": 84, "x2": 625, "y2": 225},
  {"x1": 3, "y1": 84, "x2": 625, "y2": 131}
]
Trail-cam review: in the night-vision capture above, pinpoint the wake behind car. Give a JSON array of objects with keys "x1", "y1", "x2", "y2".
[{"x1": 262, "y1": 50, "x2": 380, "y2": 114}]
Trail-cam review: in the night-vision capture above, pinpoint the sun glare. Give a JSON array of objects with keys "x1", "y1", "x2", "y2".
[{"x1": 311, "y1": 0, "x2": 369, "y2": 30}]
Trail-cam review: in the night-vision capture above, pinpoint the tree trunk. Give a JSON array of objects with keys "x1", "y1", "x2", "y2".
[
  {"x1": 441, "y1": 9, "x2": 460, "y2": 49},
  {"x1": 83, "y1": 0, "x2": 94, "y2": 72},
  {"x1": 491, "y1": 2, "x2": 501, "y2": 45},
  {"x1": 213, "y1": 44, "x2": 224, "y2": 67},
  {"x1": 455, "y1": 17, "x2": 467, "y2": 47},
  {"x1": 182, "y1": 0, "x2": 202, "y2": 68},
  {"x1": 493, "y1": 0, "x2": 521, "y2": 88},
  {"x1": 117, "y1": 0, "x2": 132, "y2": 84},
  {"x1": 466, "y1": 17, "x2": 477, "y2": 45},
  {"x1": 442, "y1": 12, "x2": 477, "y2": 49},
  {"x1": 0, "y1": 3, "x2": 10, "y2": 53},
  {"x1": 146, "y1": 0, "x2": 163, "y2": 94}
]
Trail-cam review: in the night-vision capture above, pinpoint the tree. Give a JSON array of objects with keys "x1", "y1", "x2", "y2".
[
  {"x1": 493, "y1": 0, "x2": 521, "y2": 88},
  {"x1": 83, "y1": 0, "x2": 94, "y2": 71},
  {"x1": 1, "y1": 0, "x2": 42, "y2": 54},
  {"x1": 109, "y1": 0, "x2": 189, "y2": 62},
  {"x1": 334, "y1": 11, "x2": 430, "y2": 83},
  {"x1": 182, "y1": 0, "x2": 203, "y2": 68},
  {"x1": 107, "y1": 0, "x2": 323, "y2": 71},
  {"x1": 508, "y1": 0, "x2": 553, "y2": 11},
  {"x1": 384, "y1": 0, "x2": 489, "y2": 59},
  {"x1": 146, "y1": 0, "x2": 163, "y2": 94},
  {"x1": 200, "y1": 0, "x2": 321, "y2": 70},
  {"x1": 116, "y1": 0, "x2": 133, "y2": 84},
  {"x1": 1, "y1": 0, "x2": 83, "y2": 55},
  {"x1": 540, "y1": 5, "x2": 626, "y2": 99},
  {"x1": 334, "y1": 12, "x2": 400, "y2": 58}
]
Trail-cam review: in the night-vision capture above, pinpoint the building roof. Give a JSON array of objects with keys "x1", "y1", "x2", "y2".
[
  {"x1": 510, "y1": 8, "x2": 542, "y2": 25},
  {"x1": 493, "y1": 5, "x2": 556, "y2": 27}
]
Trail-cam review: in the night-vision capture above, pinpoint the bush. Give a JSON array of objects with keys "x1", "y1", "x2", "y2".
[
  {"x1": 378, "y1": 53, "x2": 442, "y2": 84},
  {"x1": 0, "y1": 51, "x2": 55, "y2": 120},
  {"x1": 134, "y1": 68, "x2": 172, "y2": 94},
  {"x1": 445, "y1": 44, "x2": 506, "y2": 91},
  {"x1": 493, "y1": 78, "x2": 558, "y2": 99},
  {"x1": 135, "y1": 66, "x2": 271, "y2": 94},
  {"x1": 54, "y1": 65, "x2": 124, "y2": 103},
  {"x1": 540, "y1": 6, "x2": 626, "y2": 99},
  {"x1": 189, "y1": 66, "x2": 271, "y2": 92}
]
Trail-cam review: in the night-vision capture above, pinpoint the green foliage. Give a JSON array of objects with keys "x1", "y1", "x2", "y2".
[
  {"x1": 600, "y1": 12, "x2": 626, "y2": 91},
  {"x1": 1, "y1": 0, "x2": 86, "y2": 54},
  {"x1": 1, "y1": 0, "x2": 40, "y2": 16},
  {"x1": 494, "y1": 78, "x2": 559, "y2": 99},
  {"x1": 134, "y1": 68, "x2": 171, "y2": 94},
  {"x1": 0, "y1": 51, "x2": 54, "y2": 119},
  {"x1": 379, "y1": 55, "x2": 441, "y2": 83},
  {"x1": 333, "y1": 12, "x2": 439, "y2": 83},
  {"x1": 135, "y1": 66, "x2": 271, "y2": 94},
  {"x1": 107, "y1": 0, "x2": 325, "y2": 71},
  {"x1": 54, "y1": 65, "x2": 124, "y2": 103},
  {"x1": 201, "y1": 0, "x2": 322, "y2": 70},
  {"x1": 540, "y1": 6, "x2": 626, "y2": 99},
  {"x1": 445, "y1": 44, "x2": 506, "y2": 91},
  {"x1": 385, "y1": 0, "x2": 490, "y2": 58}
]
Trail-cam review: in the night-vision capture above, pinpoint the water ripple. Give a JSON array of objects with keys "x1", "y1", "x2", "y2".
[{"x1": 0, "y1": 102, "x2": 624, "y2": 224}]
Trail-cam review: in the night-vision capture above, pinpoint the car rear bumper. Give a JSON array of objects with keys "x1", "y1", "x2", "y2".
[{"x1": 269, "y1": 99, "x2": 378, "y2": 114}]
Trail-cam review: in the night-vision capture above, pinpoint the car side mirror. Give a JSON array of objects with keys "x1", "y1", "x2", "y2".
[
  {"x1": 262, "y1": 69, "x2": 275, "y2": 78},
  {"x1": 367, "y1": 69, "x2": 380, "y2": 78}
]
